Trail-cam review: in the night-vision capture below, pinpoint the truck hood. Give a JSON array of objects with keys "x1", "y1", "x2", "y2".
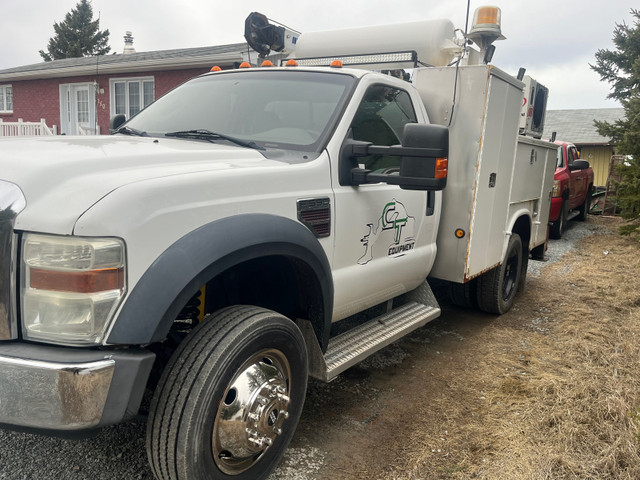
[{"x1": 1, "y1": 135, "x2": 279, "y2": 234}]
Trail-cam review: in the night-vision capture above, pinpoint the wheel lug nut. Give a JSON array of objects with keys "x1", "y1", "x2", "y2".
[
  {"x1": 273, "y1": 427, "x2": 282, "y2": 435},
  {"x1": 277, "y1": 393, "x2": 290, "y2": 403},
  {"x1": 280, "y1": 410, "x2": 289, "y2": 419}
]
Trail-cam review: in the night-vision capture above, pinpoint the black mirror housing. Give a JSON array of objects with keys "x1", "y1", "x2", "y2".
[
  {"x1": 570, "y1": 159, "x2": 590, "y2": 171},
  {"x1": 109, "y1": 114, "x2": 127, "y2": 134},
  {"x1": 399, "y1": 123, "x2": 448, "y2": 190},
  {"x1": 339, "y1": 123, "x2": 449, "y2": 190}
]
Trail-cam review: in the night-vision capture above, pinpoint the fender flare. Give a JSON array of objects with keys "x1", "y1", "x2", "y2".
[
  {"x1": 107, "y1": 214, "x2": 333, "y2": 349},
  {"x1": 506, "y1": 210, "x2": 533, "y2": 251}
]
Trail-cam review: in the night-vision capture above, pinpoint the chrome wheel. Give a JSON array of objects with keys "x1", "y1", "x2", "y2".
[
  {"x1": 213, "y1": 349, "x2": 292, "y2": 475},
  {"x1": 147, "y1": 306, "x2": 308, "y2": 480}
]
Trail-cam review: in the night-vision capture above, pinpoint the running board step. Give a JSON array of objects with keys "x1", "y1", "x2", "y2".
[{"x1": 301, "y1": 300, "x2": 440, "y2": 382}]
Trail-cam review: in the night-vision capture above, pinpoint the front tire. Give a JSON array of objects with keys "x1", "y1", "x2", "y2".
[
  {"x1": 477, "y1": 234, "x2": 523, "y2": 314},
  {"x1": 147, "y1": 306, "x2": 308, "y2": 480}
]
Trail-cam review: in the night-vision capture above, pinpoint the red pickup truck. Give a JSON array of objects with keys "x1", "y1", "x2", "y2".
[{"x1": 549, "y1": 141, "x2": 594, "y2": 239}]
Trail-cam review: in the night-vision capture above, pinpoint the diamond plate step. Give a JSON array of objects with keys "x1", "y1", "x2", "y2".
[{"x1": 318, "y1": 301, "x2": 440, "y2": 381}]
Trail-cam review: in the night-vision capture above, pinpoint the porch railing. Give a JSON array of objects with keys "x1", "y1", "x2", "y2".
[
  {"x1": 0, "y1": 118, "x2": 57, "y2": 137},
  {"x1": 78, "y1": 124, "x2": 101, "y2": 135}
]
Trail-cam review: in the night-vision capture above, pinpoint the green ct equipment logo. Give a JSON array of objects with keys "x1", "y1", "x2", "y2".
[{"x1": 358, "y1": 199, "x2": 416, "y2": 265}]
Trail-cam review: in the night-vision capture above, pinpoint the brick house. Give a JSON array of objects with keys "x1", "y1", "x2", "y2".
[
  {"x1": 0, "y1": 41, "x2": 246, "y2": 135},
  {"x1": 542, "y1": 108, "x2": 625, "y2": 186}
]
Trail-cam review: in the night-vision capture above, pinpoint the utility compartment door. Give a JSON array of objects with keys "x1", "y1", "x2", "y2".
[
  {"x1": 512, "y1": 136, "x2": 557, "y2": 248},
  {"x1": 414, "y1": 65, "x2": 525, "y2": 282}
]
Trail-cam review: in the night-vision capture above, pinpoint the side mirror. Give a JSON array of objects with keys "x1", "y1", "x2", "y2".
[
  {"x1": 570, "y1": 159, "x2": 590, "y2": 171},
  {"x1": 339, "y1": 123, "x2": 449, "y2": 190},
  {"x1": 398, "y1": 124, "x2": 448, "y2": 190},
  {"x1": 109, "y1": 114, "x2": 127, "y2": 134}
]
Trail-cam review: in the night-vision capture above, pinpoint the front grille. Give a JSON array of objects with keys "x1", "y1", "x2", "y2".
[{"x1": 0, "y1": 181, "x2": 26, "y2": 340}]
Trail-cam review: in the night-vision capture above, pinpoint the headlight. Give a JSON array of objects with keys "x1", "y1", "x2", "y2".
[
  {"x1": 21, "y1": 234, "x2": 126, "y2": 346},
  {"x1": 552, "y1": 180, "x2": 561, "y2": 198}
]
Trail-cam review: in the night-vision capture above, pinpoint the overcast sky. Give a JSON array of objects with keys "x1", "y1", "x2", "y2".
[{"x1": 1, "y1": 0, "x2": 635, "y2": 110}]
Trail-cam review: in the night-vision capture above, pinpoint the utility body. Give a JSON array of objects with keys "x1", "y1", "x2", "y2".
[{"x1": 0, "y1": 6, "x2": 556, "y2": 480}]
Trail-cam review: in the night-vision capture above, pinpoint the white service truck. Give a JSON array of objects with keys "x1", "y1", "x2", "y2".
[{"x1": 0, "y1": 6, "x2": 555, "y2": 480}]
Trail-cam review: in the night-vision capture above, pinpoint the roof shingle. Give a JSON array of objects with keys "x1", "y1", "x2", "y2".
[
  {"x1": 0, "y1": 43, "x2": 248, "y2": 81},
  {"x1": 542, "y1": 108, "x2": 625, "y2": 145}
]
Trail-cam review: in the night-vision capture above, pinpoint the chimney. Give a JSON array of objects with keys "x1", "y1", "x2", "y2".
[{"x1": 123, "y1": 31, "x2": 136, "y2": 54}]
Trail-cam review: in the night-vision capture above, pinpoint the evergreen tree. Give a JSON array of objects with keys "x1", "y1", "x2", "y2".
[
  {"x1": 39, "y1": 0, "x2": 110, "y2": 61},
  {"x1": 591, "y1": 9, "x2": 640, "y2": 235}
]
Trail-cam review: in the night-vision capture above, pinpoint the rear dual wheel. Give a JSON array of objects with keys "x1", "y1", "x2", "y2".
[
  {"x1": 147, "y1": 305, "x2": 308, "y2": 480},
  {"x1": 477, "y1": 233, "x2": 523, "y2": 314}
]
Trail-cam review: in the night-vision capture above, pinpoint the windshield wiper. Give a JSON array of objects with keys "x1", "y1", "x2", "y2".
[
  {"x1": 116, "y1": 125, "x2": 148, "y2": 137},
  {"x1": 164, "y1": 129, "x2": 264, "y2": 151}
]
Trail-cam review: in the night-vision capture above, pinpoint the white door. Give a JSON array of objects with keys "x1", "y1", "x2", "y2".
[
  {"x1": 328, "y1": 79, "x2": 440, "y2": 321},
  {"x1": 60, "y1": 84, "x2": 97, "y2": 135}
]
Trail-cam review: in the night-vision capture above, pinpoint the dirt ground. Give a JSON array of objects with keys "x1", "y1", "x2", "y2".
[
  {"x1": 1, "y1": 216, "x2": 638, "y2": 480},
  {"x1": 275, "y1": 215, "x2": 640, "y2": 480}
]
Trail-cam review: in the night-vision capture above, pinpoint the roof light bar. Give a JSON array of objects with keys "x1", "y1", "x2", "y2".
[{"x1": 285, "y1": 50, "x2": 418, "y2": 68}]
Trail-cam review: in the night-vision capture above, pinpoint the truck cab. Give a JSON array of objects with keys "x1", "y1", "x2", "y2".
[{"x1": 549, "y1": 141, "x2": 594, "y2": 238}]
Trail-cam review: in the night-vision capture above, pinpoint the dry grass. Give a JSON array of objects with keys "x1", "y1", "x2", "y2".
[{"x1": 398, "y1": 217, "x2": 640, "y2": 479}]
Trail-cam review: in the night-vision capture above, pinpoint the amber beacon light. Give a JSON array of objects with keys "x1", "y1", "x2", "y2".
[
  {"x1": 473, "y1": 6, "x2": 501, "y2": 30},
  {"x1": 467, "y1": 5, "x2": 505, "y2": 62}
]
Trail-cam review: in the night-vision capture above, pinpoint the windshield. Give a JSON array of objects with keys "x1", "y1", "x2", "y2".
[{"x1": 125, "y1": 70, "x2": 355, "y2": 152}]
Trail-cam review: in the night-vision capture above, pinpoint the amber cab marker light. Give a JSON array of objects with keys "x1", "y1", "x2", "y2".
[
  {"x1": 238, "y1": 62, "x2": 251, "y2": 68},
  {"x1": 455, "y1": 229, "x2": 466, "y2": 239},
  {"x1": 261, "y1": 60, "x2": 274, "y2": 67},
  {"x1": 330, "y1": 60, "x2": 343, "y2": 68},
  {"x1": 285, "y1": 59, "x2": 298, "y2": 67},
  {"x1": 210, "y1": 66, "x2": 222, "y2": 72}
]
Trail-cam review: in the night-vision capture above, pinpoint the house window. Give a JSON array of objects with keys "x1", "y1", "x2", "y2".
[
  {"x1": 0, "y1": 85, "x2": 13, "y2": 113},
  {"x1": 76, "y1": 89, "x2": 89, "y2": 123},
  {"x1": 110, "y1": 77, "x2": 154, "y2": 119}
]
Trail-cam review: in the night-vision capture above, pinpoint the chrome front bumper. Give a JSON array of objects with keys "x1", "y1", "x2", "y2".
[{"x1": 0, "y1": 343, "x2": 154, "y2": 432}]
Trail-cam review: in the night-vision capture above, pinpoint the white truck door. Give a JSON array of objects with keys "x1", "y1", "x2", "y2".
[{"x1": 327, "y1": 79, "x2": 440, "y2": 322}]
